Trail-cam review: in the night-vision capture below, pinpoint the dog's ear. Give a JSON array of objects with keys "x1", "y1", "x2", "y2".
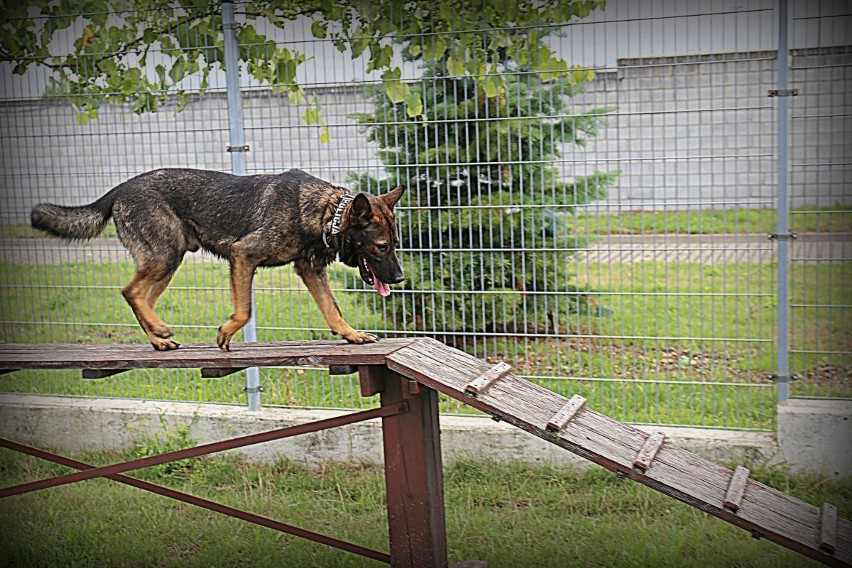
[
  {"x1": 379, "y1": 185, "x2": 405, "y2": 210},
  {"x1": 348, "y1": 193, "x2": 374, "y2": 227}
]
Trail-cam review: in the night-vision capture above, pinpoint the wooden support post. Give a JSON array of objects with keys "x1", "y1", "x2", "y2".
[
  {"x1": 82, "y1": 369, "x2": 128, "y2": 379},
  {"x1": 379, "y1": 369, "x2": 448, "y2": 568},
  {"x1": 359, "y1": 365, "x2": 385, "y2": 397},
  {"x1": 200, "y1": 368, "x2": 245, "y2": 378}
]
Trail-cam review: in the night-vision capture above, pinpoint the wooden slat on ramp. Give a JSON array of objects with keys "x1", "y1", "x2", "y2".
[{"x1": 385, "y1": 338, "x2": 852, "y2": 568}]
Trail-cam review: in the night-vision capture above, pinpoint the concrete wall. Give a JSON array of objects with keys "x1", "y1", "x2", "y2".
[
  {"x1": 5, "y1": 393, "x2": 848, "y2": 477},
  {"x1": 1, "y1": 48, "x2": 849, "y2": 225},
  {"x1": 777, "y1": 398, "x2": 852, "y2": 476}
]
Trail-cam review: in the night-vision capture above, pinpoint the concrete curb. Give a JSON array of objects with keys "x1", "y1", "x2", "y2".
[{"x1": 0, "y1": 394, "x2": 784, "y2": 471}]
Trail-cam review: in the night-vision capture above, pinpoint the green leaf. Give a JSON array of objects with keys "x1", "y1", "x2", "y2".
[
  {"x1": 483, "y1": 65, "x2": 502, "y2": 98},
  {"x1": 538, "y1": 50, "x2": 569, "y2": 81},
  {"x1": 303, "y1": 98, "x2": 323, "y2": 126},
  {"x1": 74, "y1": 107, "x2": 97, "y2": 125},
  {"x1": 422, "y1": 36, "x2": 445, "y2": 61},
  {"x1": 382, "y1": 68, "x2": 405, "y2": 104},
  {"x1": 310, "y1": 20, "x2": 327, "y2": 38},
  {"x1": 366, "y1": 43, "x2": 393, "y2": 73},
  {"x1": 169, "y1": 58, "x2": 186, "y2": 84},
  {"x1": 446, "y1": 56, "x2": 465, "y2": 77},
  {"x1": 350, "y1": 37, "x2": 370, "y2": 58},
  {"x1": 404, "y1": 90, "x2": 423, "y2": 118},
  {"x1": 303, "y1": 106, "x2": 321, "y2": 125},
  {"x1": 288, "y1": 87, "x2": 307, "y2": 105}
]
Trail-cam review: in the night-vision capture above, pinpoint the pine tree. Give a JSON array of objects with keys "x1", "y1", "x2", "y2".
[{"x1": 351, "y1": 53, "x2": 618, "y2": 347}]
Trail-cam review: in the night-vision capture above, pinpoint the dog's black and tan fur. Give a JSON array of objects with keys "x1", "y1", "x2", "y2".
[{"x1": 31, "y1": 168, "x2": 405, "y2": 350}]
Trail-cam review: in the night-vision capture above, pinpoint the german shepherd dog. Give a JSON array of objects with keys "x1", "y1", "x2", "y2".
[{"x1": 31, "y1": 168, "x2": 405, "y2": 350}]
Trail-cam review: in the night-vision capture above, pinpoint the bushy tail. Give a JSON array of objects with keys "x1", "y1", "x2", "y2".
[{"x1": 31, "y1": 192, "x2": 115, "y2": 240}]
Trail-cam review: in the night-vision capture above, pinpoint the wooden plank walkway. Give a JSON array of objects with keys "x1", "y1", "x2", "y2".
[{"x1": 0, "y1": 338, "x2": 850, "y2": 567}]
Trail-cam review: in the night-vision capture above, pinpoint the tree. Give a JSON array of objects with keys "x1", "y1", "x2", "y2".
[
  {"x1": 0, "y1": 0, "x2": 606, "y2": 125},
  {"x1": 349, "y1": 58, "x2": 618, "y2": 345}
]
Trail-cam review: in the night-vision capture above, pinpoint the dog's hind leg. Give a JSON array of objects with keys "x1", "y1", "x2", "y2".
[
  {"x1": 217, "y1": 254, "x2": 257, "y2": 351},
  {"x1": 122, "y1": 262, "x2": 181, "y2": 351},
  {"x1": 113, "y1": 197, "x2": 185, "y2": 350},
  {"x1": 146, "y1": 271, "x2": 175, "y2": 310},
  {"x1": 295, "y1": 260, "x2": 377, "y2": 344}
]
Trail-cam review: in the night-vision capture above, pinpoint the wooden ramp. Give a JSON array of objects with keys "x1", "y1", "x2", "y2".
[
  {"x1": 0, "y1": 338, "x2": 850, "y2": 567},
  {"x1": 387, "y1": 338, "x2": 852, "y2": 568}
]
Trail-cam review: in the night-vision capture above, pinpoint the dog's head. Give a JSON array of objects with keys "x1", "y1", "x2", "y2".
[{"x1": 339, "y1": 185, "x2": 405, "y2": 297}]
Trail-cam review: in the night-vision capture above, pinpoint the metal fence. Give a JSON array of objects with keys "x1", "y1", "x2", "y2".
[{"x1": 0, "y1": 1, "x2": 849, "y2": 431}]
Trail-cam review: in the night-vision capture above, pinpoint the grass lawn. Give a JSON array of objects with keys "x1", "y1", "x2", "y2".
[
  {"x1": 1, "y1": 257, "x2": 849, "y2": 430},
  {"x1": 567, "y1": 206, "x2": 851, "y2": 235},
  {"x1": 0, "y1": 446, "x2": 850, "y2": 568}
]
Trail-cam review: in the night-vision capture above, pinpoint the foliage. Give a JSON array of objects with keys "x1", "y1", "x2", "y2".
[
  {"x1": 133, "y1": 409, "x2": 200, "y2": 478},
  {"x1": 350, "y1": 55, "x2": 619, "y2": 337},
  {"x1": 0, "y1": 0, "x2": 605, "y2": 124}
]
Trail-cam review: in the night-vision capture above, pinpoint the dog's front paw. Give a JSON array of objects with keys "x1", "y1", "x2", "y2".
[
  {"x1": 217, "y1": 326, "x2": 235, "y2": 351},
  {"x1": 342, "y1": 330, "x2": 378, "y2": 344},
  {"x1": 151, "y1": 337, "x2": 180, "y2": 351}
]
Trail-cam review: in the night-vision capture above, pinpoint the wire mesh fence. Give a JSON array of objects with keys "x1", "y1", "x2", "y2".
[{"x1": 0, "y1": 1, "x2": 849, "y2": 430}]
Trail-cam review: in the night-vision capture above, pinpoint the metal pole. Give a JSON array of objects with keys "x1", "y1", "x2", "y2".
[
  {"x1": 221, "y1": 0, "x2": 261, "y2": 410},
  {"x1": 775, "y1": 0, "x2": 790, "y2": 403}
]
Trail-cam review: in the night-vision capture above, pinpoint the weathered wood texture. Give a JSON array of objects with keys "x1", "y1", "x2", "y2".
[
  {"x1": 385, "y1": 338, "x2": 852, "y2": 568},
  {"x1": 724, "y1": 465, "x2": 750, "y2": 512},
  {"x1": 1, "y1": 338, "x2": 849, "y2": 567},
  {"x1": 546, "y1": 394, "x2": 586, "y2": 432},
  {"x1": 380, "y1": 369, "x2": 448, "y2": 568},
  {"x1": 633, "y1": 431, "x2": 665, "y2": 472},
  {"x1": 464, "y1": 362, "x2": 511, "y2": 396},
  {"x1": 0, "y1": 340, "x2": 414, "y2": 374}
]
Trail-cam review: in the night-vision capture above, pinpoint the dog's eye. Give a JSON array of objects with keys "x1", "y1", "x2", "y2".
[{"x1": 376, "y1": 243, "x2": 389, "y2": 254}]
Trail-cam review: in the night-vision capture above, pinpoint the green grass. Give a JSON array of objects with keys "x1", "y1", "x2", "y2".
[
  {"x1": 0, "y1": 448, "x2": 849, "y2": 568},
  {"x1": 568, "y1": 206, "x2": 851, "y2": 235},
  {"x1": 1, "y1": 259, "x2": 849, "y2": 430}
]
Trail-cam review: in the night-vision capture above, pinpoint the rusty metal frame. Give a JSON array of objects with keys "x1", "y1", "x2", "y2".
[
  {"x1": 0, "y1": 402, "x2": 413, "y2": 565},
  {"x1": 0, "y1": 437, "x2": 392, "y2": 563}
]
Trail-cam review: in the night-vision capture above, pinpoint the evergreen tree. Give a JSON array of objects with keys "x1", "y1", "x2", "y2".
[{"x1": 351, "y1": 59, "x2": 619, "y2": 346}]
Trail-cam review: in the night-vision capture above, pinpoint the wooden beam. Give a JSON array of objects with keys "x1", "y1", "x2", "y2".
[
  {"x1": 380, "y1": 369, "x2": 448, "y2": 568},
  {"x1": 200, "y1": 368, "x2": 245, "y2": 378},
  {"x1": 358, "y1": 365, "x2": 385, "y2": 397},
  {"x1": 82, "y1": 369, "x2": 127, "y2": 379}
]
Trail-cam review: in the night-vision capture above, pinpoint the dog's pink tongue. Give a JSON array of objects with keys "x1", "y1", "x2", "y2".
[{"x1": 369, "y1": 266, "x2": 392, "y2": 297}]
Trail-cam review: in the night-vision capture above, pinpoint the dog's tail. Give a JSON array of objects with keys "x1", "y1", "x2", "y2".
[{"x1": 31, "y1": 191, "x2": 116, "y2": 240}]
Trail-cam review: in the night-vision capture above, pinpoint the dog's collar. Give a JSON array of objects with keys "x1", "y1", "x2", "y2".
[{"x1": 323, "y1": 192, "x2": 355, "y2": 247}]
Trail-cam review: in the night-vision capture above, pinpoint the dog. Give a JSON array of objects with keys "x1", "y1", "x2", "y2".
[{"x1": 30, "y1": 168, "x2": 405, "y2": 350}]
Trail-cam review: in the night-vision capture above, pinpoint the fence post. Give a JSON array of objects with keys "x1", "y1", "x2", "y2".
[
  {"x1": 775, "y1": 0, "x2": 791, "y2": 404},
  {"x1": 221, "y1": 0, "x2": 261, "y2": 410}
]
